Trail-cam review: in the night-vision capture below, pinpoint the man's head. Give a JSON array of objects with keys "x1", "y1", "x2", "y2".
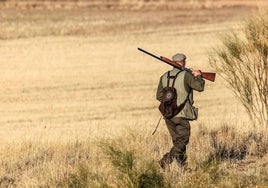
[{"x1": 172, "y1": 53, "x2": 186, "y2": 67}]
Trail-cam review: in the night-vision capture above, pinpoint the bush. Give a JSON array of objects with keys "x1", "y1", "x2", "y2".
[
  {"x1": 99, "y1": 140, "x2": 170, "y2": 188},
  {"x1": 206, "y1": 125, "x2": 268, "y2": 162},
  {"x1": 209, "y1": 11, "x2": 268, "y2": 127}
]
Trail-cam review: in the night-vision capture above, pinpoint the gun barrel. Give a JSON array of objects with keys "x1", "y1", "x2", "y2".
[
  {"x1": 138, "y1": 48, "x2": 175, "y2": 67},
  {"x1": 138, "y1": 48, "x2": 184, "y2": 71},
  {"x1": 138, "y1": 48, "x2": 216, "y2": 82}
]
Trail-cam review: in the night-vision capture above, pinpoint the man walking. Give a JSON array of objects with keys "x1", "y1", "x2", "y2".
[{"x1": 156, "y1": 53, "x2": 205, "y2": 169}]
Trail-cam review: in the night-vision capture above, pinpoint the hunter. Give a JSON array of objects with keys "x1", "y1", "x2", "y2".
[{"x1": 156, "y1": 53, "x2": 205, "y2": 168}]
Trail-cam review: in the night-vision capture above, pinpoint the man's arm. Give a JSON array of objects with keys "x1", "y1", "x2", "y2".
[
  {"x1": 184, "y1": 71, "x2": 205, "y2": 92},
  {"x1": 156, "y1": 76, "x2": 163, "y2": 102}
]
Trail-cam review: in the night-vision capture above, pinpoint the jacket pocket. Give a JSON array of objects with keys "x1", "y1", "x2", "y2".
[{"x1": 184, "y1": 103, "x2": 198, "y2": 120}]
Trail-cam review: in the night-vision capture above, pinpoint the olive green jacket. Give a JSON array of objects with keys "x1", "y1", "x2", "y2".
[{"x1": 156, "y1": 68, "x2": 205, "y2": 121}]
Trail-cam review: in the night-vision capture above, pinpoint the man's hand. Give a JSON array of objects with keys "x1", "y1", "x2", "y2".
[{"x1": 191, "y1": 69, "x2": 202, "y2": 77}]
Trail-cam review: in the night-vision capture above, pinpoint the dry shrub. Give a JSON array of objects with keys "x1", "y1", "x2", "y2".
[
  {"x1": 0, "y1": 127, "x2": 267, "y2": 187},
  {"x1": 209, "y1": 11, "x2": 268, "y2": 127},
  {"x1": 205, "y1": 125, "x2": 268, "y2": 163},
  {"x1": 183, "y1": 124, "x2": 268, "y2": 188},
  {"x1": 99, "y1": 140, "x2": 169, "y2": 188}
]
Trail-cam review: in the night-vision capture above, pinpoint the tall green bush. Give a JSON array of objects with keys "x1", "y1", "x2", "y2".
[{"x1": 209, "y1": 11, "x2": 268, "y2": 127}]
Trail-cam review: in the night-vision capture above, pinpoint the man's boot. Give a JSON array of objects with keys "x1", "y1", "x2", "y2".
[
  {"x1": 158, "y1": 152, "x2": 173, "y2": 169},
  {"x1": 176, "y1": 155, "x2": 188, "y2": 168}
]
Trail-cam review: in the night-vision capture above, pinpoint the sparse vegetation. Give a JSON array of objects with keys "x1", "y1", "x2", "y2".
[
  {"x1": 0, "y1": 1, "x2": 268, "y2": 187},
  {"x1": 209, "y1": 11, "x2": 268, "y2": 127},
  {"x1": 0, "y1": 126, "x2": 267, "y2": 187},
  {"x1": 100, "y1": 140, "x2": 168, "y2": 188}
]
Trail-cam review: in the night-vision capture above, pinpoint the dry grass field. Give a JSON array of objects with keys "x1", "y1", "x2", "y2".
[{"x1": 0, "y1": 0, "x2": 268, "y2": 187}]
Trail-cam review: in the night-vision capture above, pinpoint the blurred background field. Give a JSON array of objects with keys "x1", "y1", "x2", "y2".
[
  {"x1": 0, "y1": 0, "x2": 258, "y2": 137},
  {"x1": 0, "y1": 0, "x2": 267, "y2": 187}
]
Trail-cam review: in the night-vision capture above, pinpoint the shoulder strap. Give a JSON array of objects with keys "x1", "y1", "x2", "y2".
[
  {"x1": 167, "y1": 70, "x2": 182, "y2": 87},
  {"x1": 167, "y1": 71, "x2": 171, "y2": 87}
]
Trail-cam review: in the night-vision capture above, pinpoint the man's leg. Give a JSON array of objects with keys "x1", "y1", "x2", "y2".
[
  {"x1": 166, "y1": 118, "x2": 190, "y2": 166},
  {"x1": 158, "y1": 119, "x2": 176, "y2": 169}
]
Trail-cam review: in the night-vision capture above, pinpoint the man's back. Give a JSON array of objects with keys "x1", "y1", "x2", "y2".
[{"x1": 156, "y1": 67, "x2": 205, "y2": 121}]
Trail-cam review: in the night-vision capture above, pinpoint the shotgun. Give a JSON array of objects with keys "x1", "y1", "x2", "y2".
[{"x1": 138, "y1": 48, "x2": 216, "y2": 82}]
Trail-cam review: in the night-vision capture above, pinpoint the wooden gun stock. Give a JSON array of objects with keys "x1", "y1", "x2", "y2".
[
  {"x1": 160, "y1": 56, "x2": 216, "y2": 82},
  {"x1": 200, "y1": 72, "x2": 216, "y2": 82}
]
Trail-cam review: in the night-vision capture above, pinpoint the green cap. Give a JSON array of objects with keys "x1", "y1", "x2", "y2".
[{"x1": 172, "y1": 53, "x2": 186, "y2": 62}]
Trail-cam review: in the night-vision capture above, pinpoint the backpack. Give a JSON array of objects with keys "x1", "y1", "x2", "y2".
[{"x1": 158, "y1": 71, "x2": 190, "y2": 119}]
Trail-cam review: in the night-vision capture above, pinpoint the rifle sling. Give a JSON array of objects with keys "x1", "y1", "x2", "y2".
[{"x1": 167, "y1": 71, "x2": 182, "y2": 87}]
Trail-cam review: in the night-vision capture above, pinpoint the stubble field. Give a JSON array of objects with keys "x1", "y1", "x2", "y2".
[{"x1": 0, "y1": 1, "x2": 267, "y2": 187}]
